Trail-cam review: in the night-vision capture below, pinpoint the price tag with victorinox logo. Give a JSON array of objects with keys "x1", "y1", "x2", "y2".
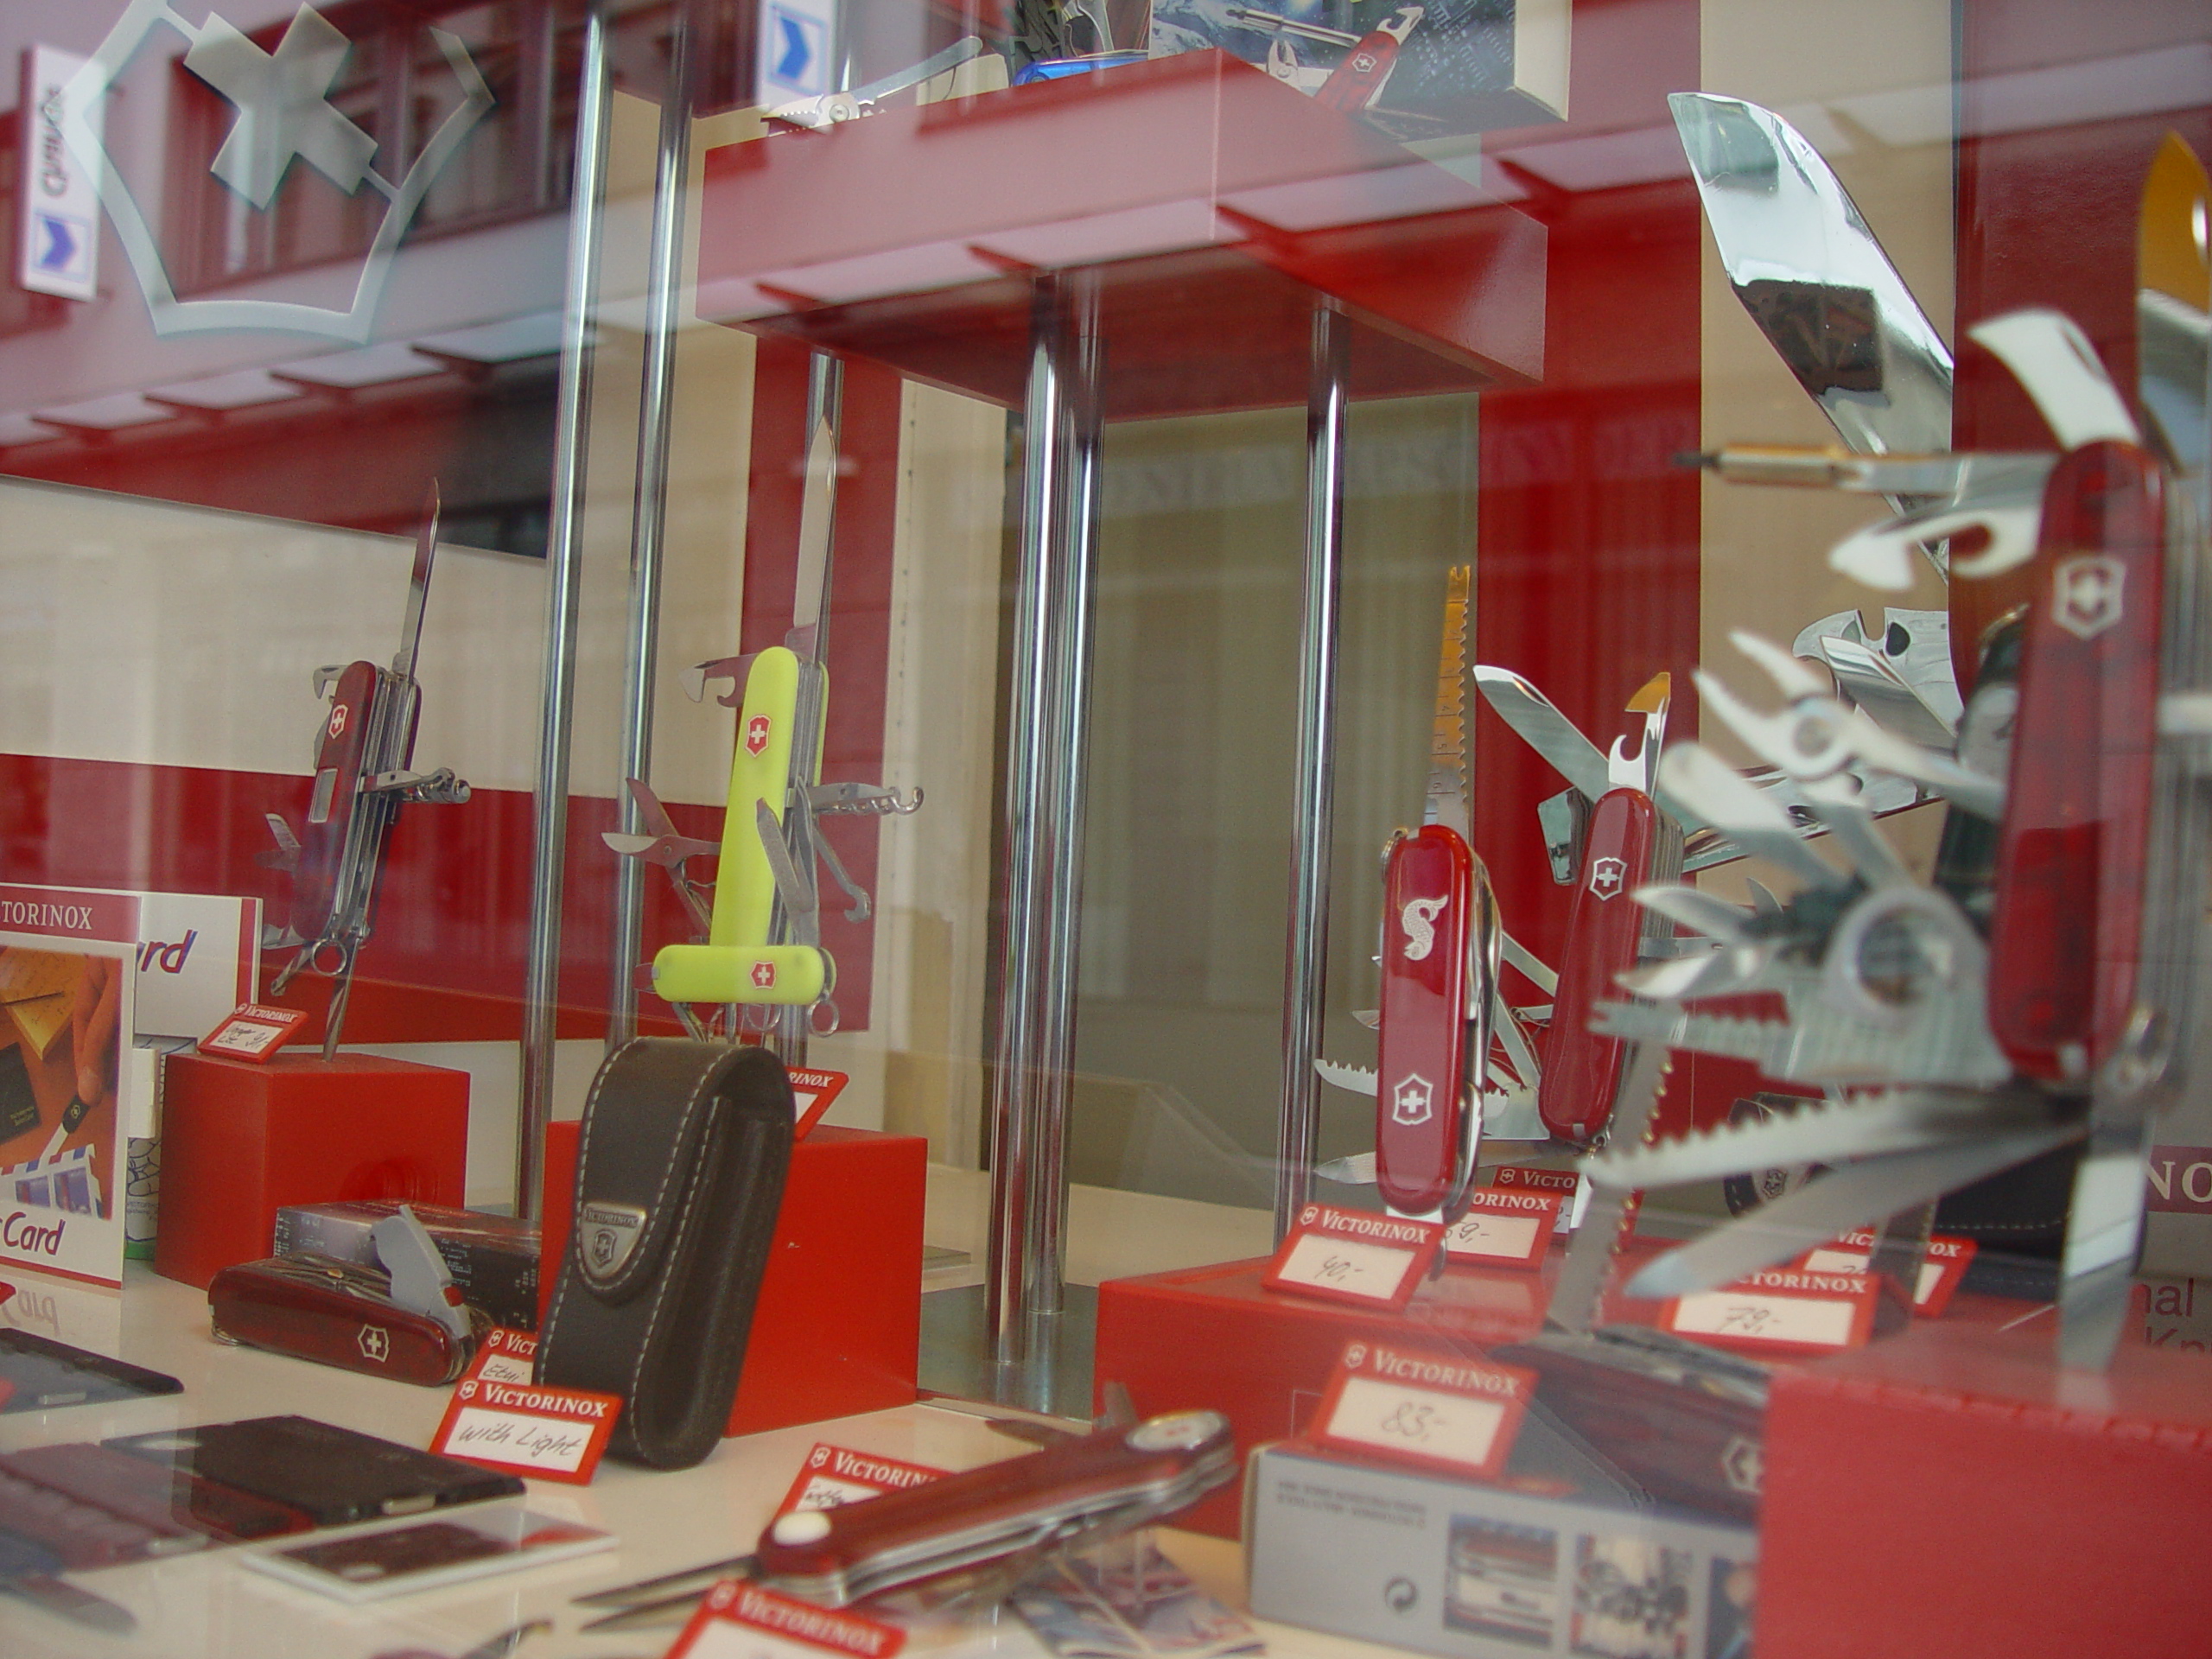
[
  {"x1": 1442, "y1": 1187, "x2": 1563, "y2": 1269},
  {"x1": 665, "y1": 1579, "x2": 905, "y2": 1659},
  {"x1": 1262, "y1": 1204, "x2": 1443, "y2": 1310},
  {"x1": 788, "y1": 1067, "x2": 849, "y2": 1138},
  {"x1": 430, "y1": 1375, "x2": 623, "y2": 1484},
  {"x1": 463, "y1": 1327, "x2": 538, "y2": 1385},
  {"x1": 1665, "y1": 1267, "x2": 1880, "y2": 1356},
  {"x1": 1310, "y1": 1338, "x2": 1536, "y2": 1482},
  {"x1": 1792, "y1": 1231, "x2": 1979, "y2": 1318},
  {"x1": 773, "y1": 1443, "x2": 947, "y2": 1519}
]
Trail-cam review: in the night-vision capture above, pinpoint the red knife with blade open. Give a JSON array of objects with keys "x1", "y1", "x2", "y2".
[{"x1": 1541, "y1": 675, "x2": 1679, "y2": 1146}]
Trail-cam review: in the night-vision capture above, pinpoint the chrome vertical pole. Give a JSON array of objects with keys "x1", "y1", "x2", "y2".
[
  {"x1": 988, "y1": 276, "x2": 1104, "y2": 1406},
  {"x1": 1275, "y1": 303, "x2": 1348, "y2": 1241},
  {"x1": 606, "y1": 4, "x2": 696, "y2": 1049},
  {"x1": 518, "y1": 7, "x2": 611, "y2": 1221}
]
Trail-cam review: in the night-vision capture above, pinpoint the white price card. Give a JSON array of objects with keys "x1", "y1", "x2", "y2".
[
  {"x1": 464, "y1": 1327, "x2": 538, "y2": 1385},
  {"x1": 430, "y1": 1376, "x2": 621, "y2": 1484},
  {"x1": 1262, "y1": 1203, "x2": 1443, "y2": 1309},
  {"x1": 1666, "y1": 1268, "x2": 1878, "y2": 1354},
  {"x1": 1311, "y1": 1338, "x2": 1536, "y2": 1480},
  {"x1": 1443, "y1": 1188, "x2": 1561, "y2": 1268},
  {"x1": 668, "y1": 1580, "x2": 906, "y2": 1659}
]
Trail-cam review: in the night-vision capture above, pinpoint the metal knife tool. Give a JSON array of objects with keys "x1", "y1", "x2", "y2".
[{"x1": 767, "y1": 36, "x2": 987, "y2": 129}]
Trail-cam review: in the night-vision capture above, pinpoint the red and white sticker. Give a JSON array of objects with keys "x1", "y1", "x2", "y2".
[
  {"x1": 463, "y1": 1327, "x2": 538, "y2": 1386},
  {"x1": 196, "y1": 1002, "x2": 308, "y2": 1063},
  {"x1": 430, "y1": 1375, "x2": 622, "y2": 1484},
  {"x1": 1665, "y1": 1268, "x2": 1880, "y2": 1356},
  {"x1": 665, "y1": 1580, "x2": 905, "y2": 1659},
  {"x1": 773, "y1": 1443, "x2": 947, "y2": 1520},
  {"x1": 1795, "y1": 1231, "x2": 1980, "y2": 1318},
  {"x1": 788, "y1": 1068, "x2": 849, "y2": 1139},
  {"x1": 1262, "y1": 1204, "x2": 1442, "y2": 1310},
  {"x1": 1310, "y1": 1338, "x2": 1536, "y2": 1481},
  {"x1": 1487, "y1": 1165, "x2": 1578, "y2": 1196},
  {"x1": 1442, "y1": 1188, "x2": 1562, "y2": 1269}
]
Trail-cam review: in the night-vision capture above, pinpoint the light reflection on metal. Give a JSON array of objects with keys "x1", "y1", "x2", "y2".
[
  {"x1": 988, "y1": 275, "x2": 1105, "y2": 1408},
  {"x1": 1670, "y1": 92, "x2": 1952, "y2": 464},
  {"x1": 607, "y1": 8, "x2": 698, "y2": 1049},
  {"x1": 520, "y1": 6, "x2": 610, "y2": 1223},
  {"x1": 64, "y1": 3, "x2": 493, "y2": 340},
  {"x1": 1274, "y1": 304, "x2": 1348, "y2": 1242}
]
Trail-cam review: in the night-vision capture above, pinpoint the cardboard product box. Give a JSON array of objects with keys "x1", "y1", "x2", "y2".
[
  {"x1": 275, "y1": 1200, "x2": 539, "y2": 1332},
  {"x1": 2139, "y1": 1141, "x2": 2212, "y2": 1278},
  {"x1": 2136, "y1": 1270, "x2": 2212, "y2": 1356},
  {"x1": 1246, "y1": 1429, "x2": 1758, "y2": 1659}
]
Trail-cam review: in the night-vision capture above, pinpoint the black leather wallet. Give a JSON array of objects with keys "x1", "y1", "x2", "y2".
[{"x1": 535, "y1": 1039, "x2": 794, "y2": 1470}]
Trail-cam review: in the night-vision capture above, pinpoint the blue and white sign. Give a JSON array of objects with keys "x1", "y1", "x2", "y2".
[
  {"x1": 17, "y1": 46, "x2": 101, "y2": 301},
  {"x1": 759, "y1": 0, "x2": 836, "y2": 99}
]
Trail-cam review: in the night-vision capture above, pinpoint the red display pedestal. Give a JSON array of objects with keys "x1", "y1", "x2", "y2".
[
  {"x1": 1759, "y1": 1318, "x2": 2212, "y2": 1659},
  {"x1": 1095, "y1": 1255, "x2": 1553, "y2": 1538},
  {"x1": 539, "y1": 1119, "x2": 924, "y2": 1436},
  {"x1": 154, "y1": 1051, "x2": 469, "y2": 1290}
]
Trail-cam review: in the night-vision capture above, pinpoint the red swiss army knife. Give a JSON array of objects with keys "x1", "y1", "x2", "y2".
[
  {"x1": 1540, "y1": 675, "x2": 1680, "y2": 1147},
  {"x1": 1985, "y1": 441, "x2": 2164, "y2": 1082}
]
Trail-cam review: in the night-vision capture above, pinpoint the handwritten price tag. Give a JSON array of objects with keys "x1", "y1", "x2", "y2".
[
  {"x1": 463, "y1": 1327, "x2": 538, "y2": 1386},
  {"x1": 666, "y1": 1579, "x2": 905, "y2": 1659},
  {"x1": 1310, "y1": 1338, "x2": 1535, "y2": 1480},
  {"x1": 1262, "y1": 1204, "x2": 1443, "y2": 1309},
  {"x1": 1666, "y1": 1268, "x2": 1879, "y2": 1356},
  {"x1": 774, "y1": 1443, "x2": 947, "y2": 1520},
  {"x1": 1442, "y1": 1188, "x2": 1561, "y2": 1269},
  {"x1": 197, "y1": 1003, "x2": 308, "y2": 1063},
  {"x1": 430, "y1": 1376, "x2": 622, "y2": 1484},
  {"x1": 1797, "y1": 1231, "x2": 1979, "y2": 1318}
]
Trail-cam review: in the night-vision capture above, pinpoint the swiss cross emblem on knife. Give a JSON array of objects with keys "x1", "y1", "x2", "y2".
[
  {"x1": 752, "y1": 960, "x2": 777, "y2": 988},
  {"x1": 2052, "y1": 553, "x2": 2125, "y2": 639},
  {"x1": 1586, "y1": 855, "x2": 1627, "y2": 900},
  {"x1": 747, "y1": 714, "x2": 773, "y2": 755}
]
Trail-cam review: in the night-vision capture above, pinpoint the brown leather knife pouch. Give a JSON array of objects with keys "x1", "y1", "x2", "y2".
[{"x1": 534, "y1": 1039, "x2": 793, "y2": 1470}]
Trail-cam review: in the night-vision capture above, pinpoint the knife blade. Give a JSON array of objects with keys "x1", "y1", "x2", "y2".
[
  {"x1": 1425, "y1": 564, "x2": 1473, "y2": 839},
  {"x1": 1670, "y1": 93, "x2": 1954, "y2": 467},
  {"x1": 1624, "y1": 1123, "x2": 2082, "y2": 1301}
]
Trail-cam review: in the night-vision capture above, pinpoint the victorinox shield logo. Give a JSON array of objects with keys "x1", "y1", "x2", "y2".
[
  {"x1": 2053, "y1": 555, "x2": 2126, "y2": 639},
  {"x1": 1399, "y1": 894, "x2": 1446, "y2": 961},
  {"x1": 747, "y1": 715, "x2": 773, "y2": 756},
  {"x1": 356, "y1": 1324, "x2": 390, "y2": 1363},
  {"x1": 579, "y1": 1202, "x2": 647, "y2": 1285},
  {"x1": 1587, "y1": 855, "x2": 1627, "y2": 900},
  {"x1": 1391, "y1": 1073, "x2": 1433, "y2": 1126},
  {"x1": 751, "y1": 960, "x2": 777, "y2": 988},
  {"x1": 65, "y1": 4, "x2": 493, "y2": 341}
]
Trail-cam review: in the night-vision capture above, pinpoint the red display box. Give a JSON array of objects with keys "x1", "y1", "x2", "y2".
[
  {"x1": 539, "y1": 1119, "x2": 924, "y2": 1437},
  {"x1": 154, "y1": 1050, "x2": 469, "y2": 1291},
  {"x1": 1095, "y1": 1255, "x2": 1552, "y2": 1537},
  {"x1": 1758, "y1": 1318, "x2": 2212, "y2": 1659}
]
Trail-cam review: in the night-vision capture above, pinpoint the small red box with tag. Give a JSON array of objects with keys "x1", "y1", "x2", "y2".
[{"x1": 155, "y1": 1050, "x2": 469, "y2": 1291}]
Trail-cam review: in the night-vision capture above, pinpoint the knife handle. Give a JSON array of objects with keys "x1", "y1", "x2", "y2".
[
  {"x1": 753, "y1": 1411, "x2": 1233, "y2": 1605},
  {"x1": 1541, "y1": 788, "x2": 1657, "y2": 1146},
  {"x1": 1313, "y1": 31, "x2": 1400, "y2": 111},
  {"x1": 1987, "y1": 441, "x2": 2163, "y2": 1081},
  {"x1": 1376, "y1": 826, "x2": 1474, "y2": 1215}
]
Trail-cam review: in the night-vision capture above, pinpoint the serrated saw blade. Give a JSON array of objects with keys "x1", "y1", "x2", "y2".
[{"x1": 1425, "y1": 564, "x2": 1474, "y2": 838}]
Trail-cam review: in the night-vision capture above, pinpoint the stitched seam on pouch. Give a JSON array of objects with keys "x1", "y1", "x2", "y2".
[{"x1": 627, "y1": 1052, "x2": 730, "y2": 1436}]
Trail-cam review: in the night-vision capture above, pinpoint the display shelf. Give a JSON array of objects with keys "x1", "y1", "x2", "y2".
[
  {"x1": 696, "y1": 51, "x2": 1547, "y2": 418},
  {"x1": 0, "y1": 1263, "x2": 1368, "y2": 1659}
]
